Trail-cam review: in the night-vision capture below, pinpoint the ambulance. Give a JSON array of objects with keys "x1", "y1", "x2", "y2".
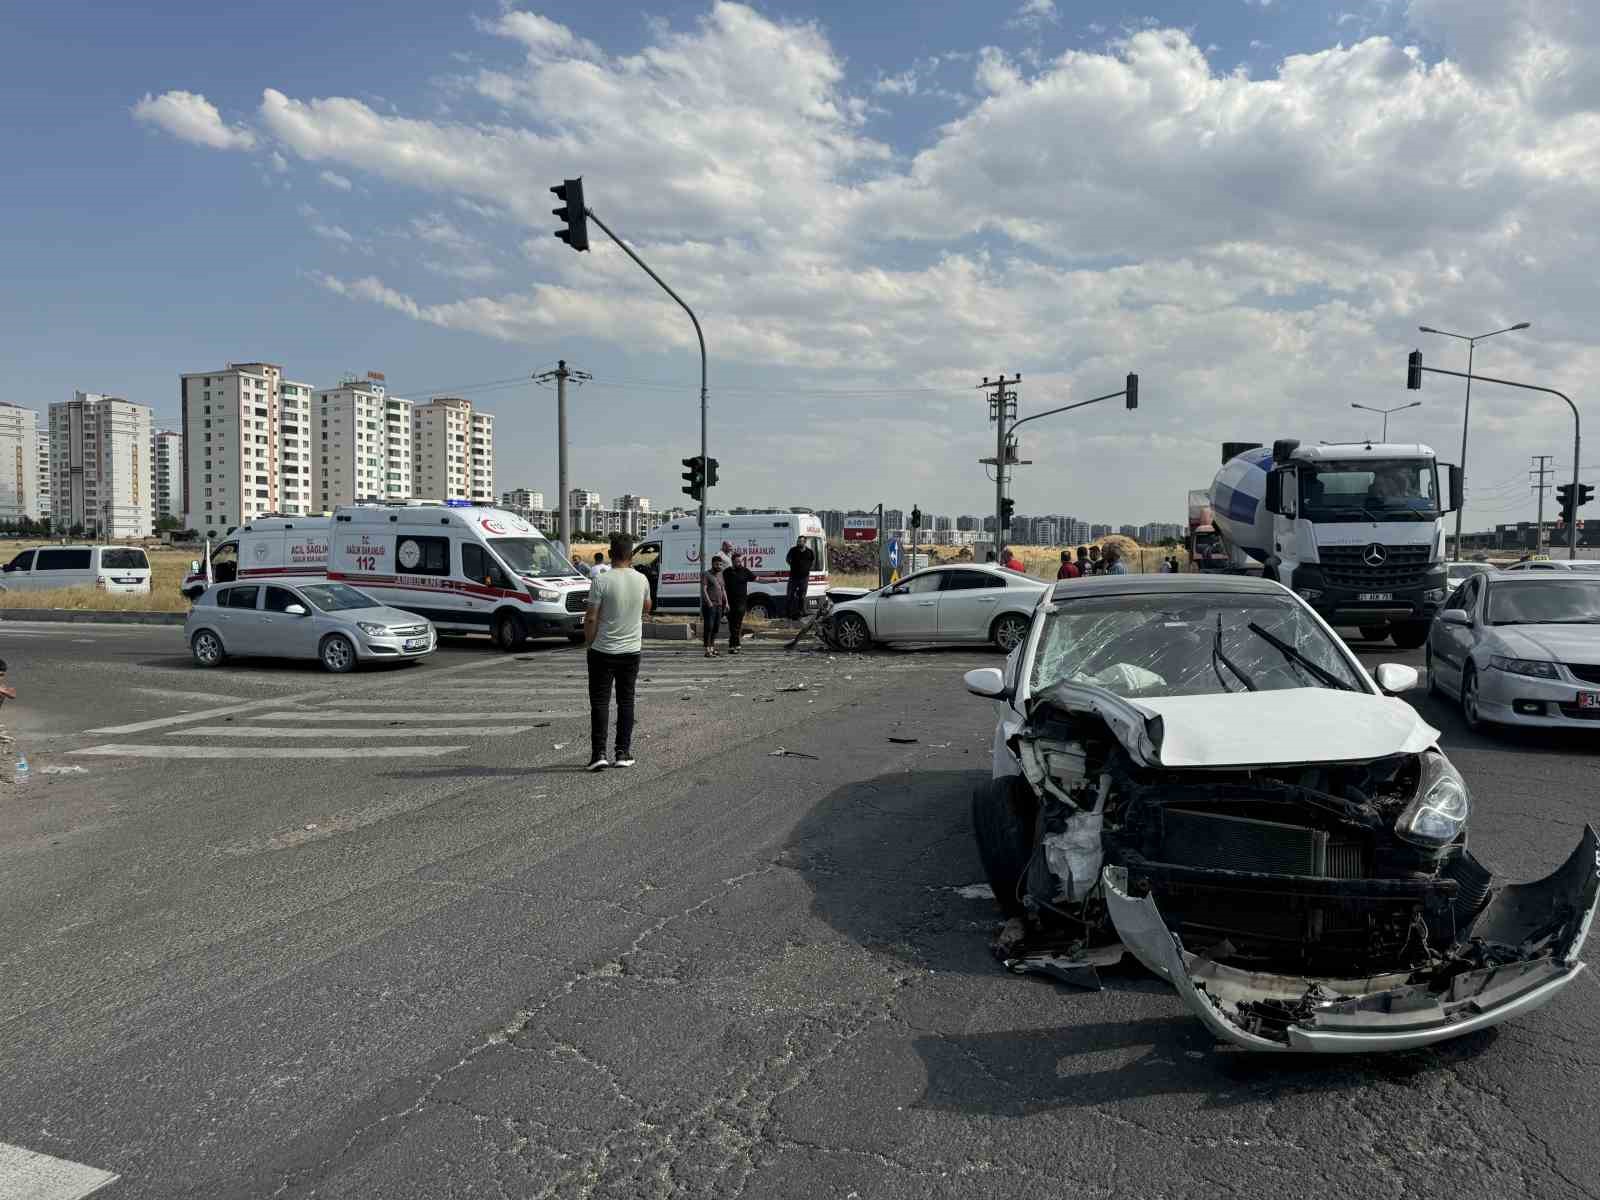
[
  {"x1": 635, "y1": 512, "x2": 828, "y2": 616},
  {"x1": 181, "y1": 502, "x2": 589, "y2": 649}
]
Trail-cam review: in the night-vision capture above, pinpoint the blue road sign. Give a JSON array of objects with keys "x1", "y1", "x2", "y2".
[{"x1": 887, "y1": 538, "x2": 900, "y2": 569}]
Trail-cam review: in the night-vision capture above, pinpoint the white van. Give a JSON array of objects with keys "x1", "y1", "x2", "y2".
[
  {"x1": 635, "y1": 513, "x2": 828, "y2": 616},
  {"x1": 181, "y1": 503, "x2": 589, "y2": 649},
  {"x1": 1, "y1": 544, "x2": 152, "y2": 594}
]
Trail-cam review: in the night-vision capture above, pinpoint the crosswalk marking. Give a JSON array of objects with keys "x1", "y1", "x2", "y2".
[
  {"x1": 88, "y1": 691, "x2": 321, "y2": 734},
  {"x1": 253, "y1": 710, "x2": 582, "y2": 721},
  {"x1": 0, "y1": 1140, "x2": 117, "y2": 1200},
  {"x1": 169, "y1": 724, "x2": 540, "y2": 738},
  {"x1": 72, "y1": 743, "x2": 465, "y2": 759}
]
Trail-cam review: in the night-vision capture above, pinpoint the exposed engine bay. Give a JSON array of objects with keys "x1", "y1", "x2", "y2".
[{"x1": 989, "y1": 691, "x2": 1599, "y2": 1051}]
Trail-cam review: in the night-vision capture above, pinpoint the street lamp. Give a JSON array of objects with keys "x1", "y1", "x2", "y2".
[
  {"x1": 1419, "y1": 321, "x2": 1530, "y2": 558},
  {"x1": 1351, "y1": 400, "x2": 1421, "y2": 441}
]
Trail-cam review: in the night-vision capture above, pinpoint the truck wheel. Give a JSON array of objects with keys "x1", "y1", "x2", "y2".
[
  {"x1": 972, "y1": 776, "x2": 1037, "y2": 916},
  {"x1": 1390, "y1": 622, "x2": 1429, "y2": 650},
  {"x1": 1359, "y1": 625, "x2": 1390, "y2": 643},
  {"x1": 494, "y1": 611, "x2": 527, "y2": 651}
]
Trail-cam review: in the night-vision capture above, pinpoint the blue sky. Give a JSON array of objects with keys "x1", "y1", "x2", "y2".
[{"x1": 4, "y1": 1, "x2": 1595, "y2": 527}]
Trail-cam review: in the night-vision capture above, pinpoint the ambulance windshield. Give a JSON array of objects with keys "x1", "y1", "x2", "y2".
[{"x1": 490, "y1": 537, "x2": 580, "y2": 578}]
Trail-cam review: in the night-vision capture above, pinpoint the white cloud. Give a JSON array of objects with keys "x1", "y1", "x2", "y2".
[
  {"x1": 270, "y1": 151, "x2": 288, "y2": 172},
  {"x1": 1008, "y1": 0, "x2": 1059, "y2": 32},
  {"x1": 319, "y1": 169, "x2": 353, "y2": 190},
  {"x1": 478, "y1": 10, "x2": 603, "y2": 62},
  {"x1": 131, "y1": 90, "x2": 256, "y2": 150}
]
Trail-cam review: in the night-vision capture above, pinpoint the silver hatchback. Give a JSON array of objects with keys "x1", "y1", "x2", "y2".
[{"x1": 186, "y1": 581, "x2": 436, "y2": 673}]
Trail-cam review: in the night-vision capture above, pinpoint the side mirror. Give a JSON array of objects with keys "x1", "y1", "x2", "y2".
[
  {"x1": 1439, "y1": 608, "x2": 1471, "y2": 627},
  {"x1": 1264, "y1": 471, "x2": 1283, "y2": 515},
  {"x1": 190, "y1": 560, "x2": 201, "y2": 572},
  {"x1": 1374, "y1": 663, "x2": 1420, "y2": 695},
  {"x1": 964, "y1": 667, "x2": 1007, "y2": 699},
  {"x1": 284, "y1": 604, "x2": 308, "y2": 616}
]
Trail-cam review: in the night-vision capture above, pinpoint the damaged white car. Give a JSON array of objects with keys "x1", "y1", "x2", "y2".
[{"x1": 966, "y1": 574, "x2": 1597, "y2": 1053}]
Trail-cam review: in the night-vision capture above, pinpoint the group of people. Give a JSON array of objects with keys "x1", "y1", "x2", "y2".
[
  {"x1": 1047, "y1": 544, "x2": 1130, "y2": 579},
  {"x1": 699, "y1": 538, "x2": 815, "y2": 657}
]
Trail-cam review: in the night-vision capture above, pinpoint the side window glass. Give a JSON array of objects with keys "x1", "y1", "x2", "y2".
[
  {"x1": 902, "y1": 573, "x2": 942, "y2": 595},
  {"x1": 264, "y1": 586, "x2": 298, "y2": 613},
  {"x1": 942, "y1": 570, "x2": 995, "y2": 592},
  {"x1": 462, "y1": 543, "x2": 487, "y2": 581},
  {"x1": 225, "y1": 585, "x2": 260, "y2": 609},
  {"x1": 396, "y1": 535, "x2": 450, "y2": 577}
]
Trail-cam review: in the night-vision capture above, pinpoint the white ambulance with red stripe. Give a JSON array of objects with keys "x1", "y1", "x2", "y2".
[
  {"x1": 181, "y1": 502, "x2": 589, "y2": 649},
  {"x1": 635, "y1": 512, "x2": 828, "y2": 616}
]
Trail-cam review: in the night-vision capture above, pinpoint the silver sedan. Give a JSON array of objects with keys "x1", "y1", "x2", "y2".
[
  {"x1": 1426, "y1": 573, "x2": 1600, "y2": 730},
  {"x1": 186, "y1": 580, "x2": 436, "y2": 673},
  {"x1": 820, "y1": 563, "x2": 1049, "y2": 651}
]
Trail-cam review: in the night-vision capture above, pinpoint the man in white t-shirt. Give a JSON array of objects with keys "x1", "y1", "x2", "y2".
[
  {"x1": 583, "y1": 533, "x2": 651, "y2": 771},
  {"x1": 591, "y1": 551, "x2": 611, "y2": 576}
]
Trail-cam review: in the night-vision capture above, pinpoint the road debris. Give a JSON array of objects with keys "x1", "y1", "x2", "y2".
[
  {"x1": 887, "y1": 736, "x2": 918, "y2": 744},
  {"x1": 778, "y1": 682, "x2": 808, "y2": 693},
  {"x1": 41, "y1": 764, "x2": 89, "y2": 775},
  {"x1": 768, "y1": 747, "x2": 819, "y2": 759},
  {"x1": 553, "y1": 742, "x2": 570, "y2": 751}
]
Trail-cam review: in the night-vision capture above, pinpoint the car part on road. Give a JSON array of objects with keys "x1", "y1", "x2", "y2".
[
  {"x1": 320, "y1": 635, "x2": 357, "y2": 674},
  {"x1": 191, "y1": 630, "x2": 225, "y2": 668}
]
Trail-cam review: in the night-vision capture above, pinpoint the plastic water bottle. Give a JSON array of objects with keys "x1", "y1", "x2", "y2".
[{"x1": 13, "y1": 752, "x2": 30, "y2": 788}]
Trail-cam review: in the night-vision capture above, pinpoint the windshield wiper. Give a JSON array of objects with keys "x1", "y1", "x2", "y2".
[
  {"x1": 1245, "y1": 622, "x2": 1356, "y2": 691},
  {"x1": 1212, "y1": 614, "x2": 1258, "y2": 693}
]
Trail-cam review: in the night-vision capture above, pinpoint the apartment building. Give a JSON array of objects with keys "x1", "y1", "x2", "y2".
[
  {"x1": 501, "y1": 487, "x2": 543, "y2": 512},
  {"x1": 413, "y1": 397, "x2": 494, "y2": 502},
  {"x1": 50, "y1": 391, "x2": 153, "y2": 537},
  {"x1": 316, "y1": 376, "x2": 411, "y2": 507},
  {"x1": 611, "y1": 494, "x2": 651, "y2": 515},
  {"x1": 179, "y1": 362, "x2": 289, "y2": 537},
  {"x1": 0, "y1": 403, "x2": 41, "y2": 523},
  {"x1": 279, "y1": 380, "x2": 315, "y2": 515},
  {"x1": 151, "y1": 430, "x2": 183, "y2": 525},
  {"x1": 36, "y1": 429, "x2": 50, "y2": 513}
]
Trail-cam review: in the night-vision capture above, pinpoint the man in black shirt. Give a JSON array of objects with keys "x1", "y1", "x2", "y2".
[
  {"x1": 785, "y1": 541, "x2": 814, "y2": 620},
  {"x1": 723, "y1": 550, "x2": 755, "y2": 654}
]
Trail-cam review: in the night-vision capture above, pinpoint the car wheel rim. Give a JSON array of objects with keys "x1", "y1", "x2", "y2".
[
  {"x1": 196, "y1": 635, "x2": 219, "y2": 663},
  {"x1": 997, "y1": 619, "x2": 1024, "y2": 650},
  {"x1": 839, "y1": 618, "x2": 865, "y2": 649},
  {"x1": 326, "y1": 640, "x2": 351, "y2": 670}
]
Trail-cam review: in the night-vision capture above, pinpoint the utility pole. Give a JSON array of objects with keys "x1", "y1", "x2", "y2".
[
  {"x1": 533, "y1": 360, "x2": 591, "y2": 558},
  {"x1": 1531, "y1": 454, "x2": 1554, "y2": 549},
  {"x1": 978, "y1": 374, "x2": 1020, "y2": 559}
]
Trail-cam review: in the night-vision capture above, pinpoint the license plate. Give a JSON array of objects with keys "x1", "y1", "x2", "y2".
[
  {"x1": 1358, "y1": 593, "x2": 1393, "y2": 602},
  {"x1": 112, "y1": 577, "x2": 141, "y2": 585},
  {"x1": 1578, "y1": 692, "x2": 1600, "y2": 710},
  {"x1": 403, "y1": 637, "x2": 428, "y2": 651}
]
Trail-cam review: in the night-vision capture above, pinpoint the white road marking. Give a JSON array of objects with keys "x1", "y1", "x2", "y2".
[
  {"x1": 172, "y1": 725, "x2": 537, "y2": 738},
  {"x1": 315, "y1": 687, "x2": 700, "y2": 701},
  {"x1": 71, "y1": 744, "x2": 464, "y2": 759},
  {"x1": 254, "y1": 710, "x2": 582, "y2": 722},
  {"x1": 0, "y1": 1140, "x2": 118, "y2": 1200},
  {"x1": 86, "y1": 691, "x2": 322, "y2": 734},
  {"x1": 132, "y1": 686, "x2": 257, "y2": 703}
]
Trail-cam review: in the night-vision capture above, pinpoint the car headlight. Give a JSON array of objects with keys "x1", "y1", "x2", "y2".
[
  {"x1": 1295, "y1": 587, "x2": 1323, "y2": 601},
  {"x1": 1489, "y1": 655, "x2": 1559, "y2": 679},
  {"x1": 535, "y1": 588, "x2": 561, "y2": 603},
  {"x1": 1424, "y1": 588, "x2": 1446, "y2": 602},
  {"x1": 356, "y1": 621, "x2": 389, "y2": 636},
  {"x1": 1395, "y1": 751, "x2": 1471, "y2": 850}
]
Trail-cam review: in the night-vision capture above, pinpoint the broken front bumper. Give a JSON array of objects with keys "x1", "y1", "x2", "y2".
[{"x1": 1104, "y1": 825, "x2": 1599, "y2": 1053}]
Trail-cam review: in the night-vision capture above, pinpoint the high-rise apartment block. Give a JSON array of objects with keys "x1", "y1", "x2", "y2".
[
  {"x1": 181, "y1": 363, "x2": 293, "y2": 536},
  {"x1": 502, "y1": 488, "x2": 543, "y2": 512},
  {"x1": 317, "y1": 376, "x2": 411, "y2": 507},
  {"x1": 36, "y1": 428, "x2": 50, "y2": 513},
  {"x1": 611, "y1": 494, "x2": 651, "y2": 514},
  {"x1": 50, "y1": 391, "x2": 152, "y2": 538},
  {"x1": 0, "y1": 403, "x2": 41, "y2": 523},
  {"x1": 413, "y1": 397, "x2": 493, "y2": 503},
  {"x1": 279, "y1": 380, "x2": 315, "y2": 515},
  {"x1": 151, "y1": 430, "x2": 183, "y2": 525}
]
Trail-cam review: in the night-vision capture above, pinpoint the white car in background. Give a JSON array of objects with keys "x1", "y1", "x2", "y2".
[
  {"x1": 1502, "y1": 558, "x2": 1600, "y2": 575},
  {"x1": 819, "y1": 563, "x2": 1048, "y2": 651}
]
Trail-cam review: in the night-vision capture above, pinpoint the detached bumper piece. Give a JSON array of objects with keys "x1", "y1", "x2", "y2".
[{"x1": 1104, "y1": 824, "x2": 1599, "y2": 1053}]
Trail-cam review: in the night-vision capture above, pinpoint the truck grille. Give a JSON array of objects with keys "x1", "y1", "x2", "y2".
[
  {"x1": 1318, "y1": 544, "x2": 1432, "y2": 591},
  {"x1": 1565, "y1": 663, "x2": 1600, "y2": 686},
  {"x1": 565, "y1": 589, "x2": 589, "y2": 613}
]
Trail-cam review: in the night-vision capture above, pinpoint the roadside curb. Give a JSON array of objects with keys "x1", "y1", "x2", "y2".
[
  {"x1": 643, "y1": 622, "x2": 693, "y2": 641},
  {"x1": 1, "y1": 609, "x2": 186, "y2": 626}
]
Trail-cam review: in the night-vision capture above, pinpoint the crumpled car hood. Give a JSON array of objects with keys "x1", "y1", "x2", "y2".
[{"x1": 1028, "y1": 683, "x2": 1437, "y2": 767}]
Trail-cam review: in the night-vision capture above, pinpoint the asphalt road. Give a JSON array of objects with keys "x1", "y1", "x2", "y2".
[{"x1": 1, "y1": 620, "x2": 1597, "y2": 1199}]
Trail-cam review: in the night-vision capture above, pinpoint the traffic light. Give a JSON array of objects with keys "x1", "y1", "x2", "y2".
[
  {"x1": 910, "y1": 506, "x2": 922, "y2": 530},
  {"x1": 704, "y1": 457, "x2": 719, "y2": 489},
  {"x1": 681, "y1": 455, "x2": 704, "y2": 502},
  {"x1": 1000, "y1": 497, "x2": 1014, "y2": 529},
  {"x1": 1556, "y1": 482, "x2": 1576, "y2": 526},
  {"x1": 1125, "y1": 373, "x2": 1139, "y2": 410},
  {"x1": 551, "y1": 178, "x2": 589, "y2": 252},
  {"x1": 1407, "y1": 350, "x2": 1423, "y2": 390}
]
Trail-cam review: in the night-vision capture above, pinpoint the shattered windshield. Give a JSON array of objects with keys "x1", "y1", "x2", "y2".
[
  {"x1": 1029, "y1": 593, "x2": 1365, "y2": 699},
  {"x1": 1299, "y1": 459, "x2": 1438, "y2": 522}
]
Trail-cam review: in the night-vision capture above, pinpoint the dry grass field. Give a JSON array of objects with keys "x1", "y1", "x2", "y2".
[{"x1": 0, "y1": 541, "x2": 193, "y2": 612}]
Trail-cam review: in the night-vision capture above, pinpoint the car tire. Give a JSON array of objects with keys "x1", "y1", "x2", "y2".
[
  {"x1": 494, "y1": 611, "x2": 527, "y2": 652},
  {"x1": 567, "y1": 632, "x2": 586, "y2": 645},
  {"x1": 1359, "y1": 625, "x2": 1390, "y2": 643},
  {"x1": 1424, "y1": 644, "x2": 1443, "y2": 696},
  {"x1": 991, "y1": 613, "x2": 1029, "y2": 653},
  {"x1": 1461, "y1": 664, "x2": 1492, "y2": 734},
  {"x1": 833, "y1": 612, "x2": 871, "y2": 651},
  {"x1": 746, "y1": 597, "x2": 770, "y2": 620},
  {"x1": 320, "y1": 634, "x2": 357, "y2": 674},
  {"x1": 1391, "y1": 621, "x2": 1429, "y2": 650},
  {"x1": 972, "y1": 775, "x2": 1037, "y2": 916},
  {"x1": 191, "y1": 629, "x2": 226, "y2": 668}
]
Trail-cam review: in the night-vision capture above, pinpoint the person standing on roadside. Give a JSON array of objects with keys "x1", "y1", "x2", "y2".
[
  {"x1": 784, "y1": 539, "x2": 814, "y2": 620},
  {"x1": 723, "y1": 550, "x2": 755, "y2": 655},
  {"x1": 1001, "y1": 546, "x2": 1025, "y2": 573},
  {"x1": 1088, "y1": 545, "x2": 1103, "y2": 575},
  {"x1": 591, "y1": 551, "x2": 611, "y2": 576},
  {"x1": 583, "y1": 533, "x2": 650, "y2": 772},
  {"x1": 1056, "y1": 550, "x2": 1080, "y2": 580},
  {"x1": 702, "y1": 553, "x2": 729, "y2": 657},
  {"x1": 1103, "y1": 544, "x2": 1130, "y2": 575}
]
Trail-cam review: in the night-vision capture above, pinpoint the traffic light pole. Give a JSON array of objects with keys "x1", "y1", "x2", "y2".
[
  {"x1": 1414, "y1": 363, "x2": 1580, "y2": 559},
  {"x1": 979, "y1": 375, "x2": 1020, "y2": 559},
  {"x1": 584, "y1": 206, "x2": 710, "y2": 579}
]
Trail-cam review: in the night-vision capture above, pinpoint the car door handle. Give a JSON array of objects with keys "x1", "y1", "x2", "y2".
[
  {"x1": 976, "y1": 596, "x2": 997, "y2": 604},
  {"x1": 919, "y1": 600, "x2": 936, "y2": 606}
]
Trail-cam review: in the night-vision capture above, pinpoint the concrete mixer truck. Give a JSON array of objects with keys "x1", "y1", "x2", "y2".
[{"x1": 1210, "y1": 439, "x2": 1462, "y2": 648}]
